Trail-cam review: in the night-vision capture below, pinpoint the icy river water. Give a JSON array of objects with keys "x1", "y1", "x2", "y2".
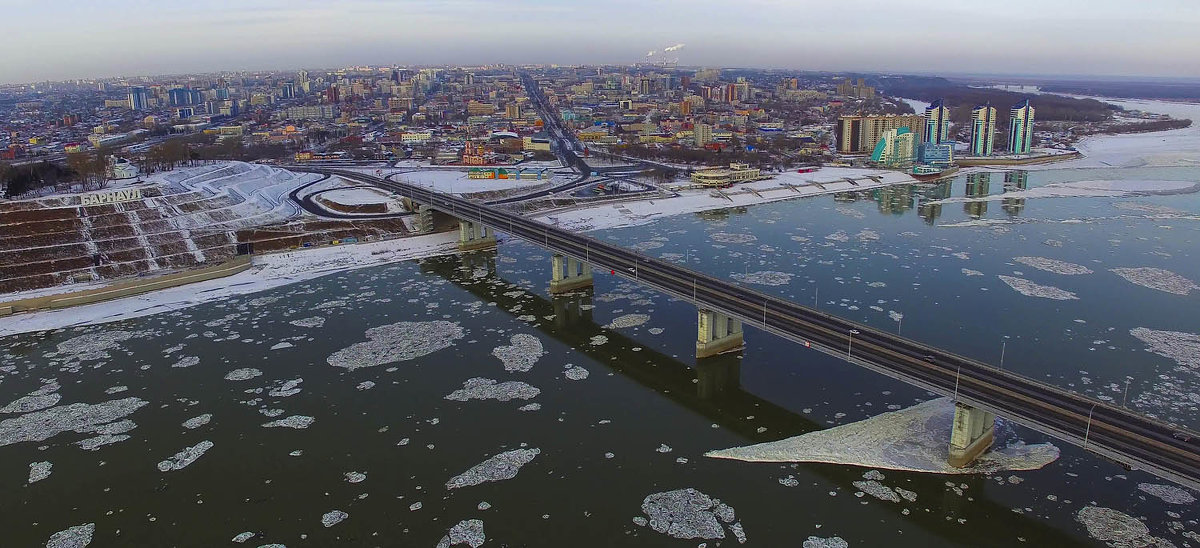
[{"x1": 5, "y1": 135, "x2": 1200, "y2": 545}]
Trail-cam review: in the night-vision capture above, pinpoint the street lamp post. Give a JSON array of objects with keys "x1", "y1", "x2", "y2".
[{"x1": 847, "y1": 329, "x2": 860, "y2": 359}]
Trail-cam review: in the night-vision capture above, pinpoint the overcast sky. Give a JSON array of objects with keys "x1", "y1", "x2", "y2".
[{"x1": 3, "y1": 0, "x2": 1198, "y2": 84}]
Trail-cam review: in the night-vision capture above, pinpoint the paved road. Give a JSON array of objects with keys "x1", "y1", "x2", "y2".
[
  {"x1": 287, "y1": 173, "x2": 411, "y2": 220},
  {"x1": 311, "y1": 167, "x2": 1200, "y2": 491}
]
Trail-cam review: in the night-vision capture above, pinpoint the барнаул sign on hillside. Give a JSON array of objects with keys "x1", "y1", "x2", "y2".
[{"x1": 80, "y1": 188, "x2": 143, "y2": 206}]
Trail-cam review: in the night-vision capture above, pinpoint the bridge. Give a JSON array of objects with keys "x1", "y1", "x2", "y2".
[{"x1": 300, "y1": 166, "x2": 1200, "y2": 491}]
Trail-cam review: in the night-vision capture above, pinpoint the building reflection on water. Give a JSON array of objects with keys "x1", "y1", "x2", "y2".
[
  {"x1": 1003, "y1": 171, "x2": 1029, "y2": 216},
  {"x1": 963, "y1": 173, "x2": 991, "y2": 218},
  {"x1": 752, "y1": 170, "x2": 1031, "y2": 225}
]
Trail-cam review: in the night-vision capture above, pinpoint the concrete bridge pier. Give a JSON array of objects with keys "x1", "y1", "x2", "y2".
[
  {"x1": 948, "y1": 402, "x2": 996, "y2": 467},
  {"x1": 549, "y1": 254, "x2": 593, "y2": 294},
  {"x1": 458, "y1": 220, "x2": 496, "y2": 252},
  {"x1": 696, "y1": 309, "x2": 744, "y2": 359}
]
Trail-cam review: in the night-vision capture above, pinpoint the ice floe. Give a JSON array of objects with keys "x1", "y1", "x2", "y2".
[
  {"x1": 710, "y1": 233, "x2": 757, "y2": 244},
  {"x1": 605, "y1": 313, "x2": 650, "y2": 329},
  {"x1": 961, "y1": 269, "x2": 984, "y2": 277},
  {"x1": 1137, "y1": 483, "x2": 1196, "y2": 504},
  {"x1": 356, "y1": 381, "x2": 375, "y2": 391},
  {"x1": 589, "y1": 335, "x2": 608, "y2": 346},
  {"x1": 803, "y1": 537, "x2": 848, "y2": 548},
  {"x1": 224, "y1": 368, "x2": 262, "y2": 381},
  {"x1": 731, "y1": 271, "x2": 793, "y2": 286},
  {"x1": 231, "y1": 531, "x2": 254, "y2": 543},
  {"x1": 327, "y1": 320, "x2": 464, "y2": 370},
  {"x1": 852, "y1": 480, "x2": 900, "y2": 503},
  {"x1": 182, "y1": 414, "x2": 212, "y2": 429},
  {"x1": 997, "y1": 275, "x2": 1078, "y2": 300},
  {"x1": 28, "y1": 460, "x2": 52, "y2": 483},
  {"x1": 445, "y1": 378, "x2": 540, "y2": 402},
  {"x1": 344, "y1": 471, "x2": 366, "y2": 483},
  {"x1": 1076, "y1": 506, "x2": 1172, "y2": 548},
  {"x1": 77, "y1": 434, "x2": 130, "y2": 451},
  {"x1": 637, "y1": 488, "x2": 746, "y2": 543},
  {"x1": 321, "y1": 509, "x2": 348, "y2": 528},
  {"x1": 268, "y1": 378, "x2": 303, "y2": 397},
  {"x1": 435, "y1": 519, "x2": 486, "y2": 548},
  {"x1": 171, "y1": 355, "x2": 200, "y2": 368},
  {"x1": 706, "y1": 397, "x2": 1059, "y2": 474},
  {"x1": 290, "y1": 316, "x2": 326, "y2": 328},
  {"x1": 45, "y1": 522, "x2": 94, "y2": 548},
  {"x1": 446, "y1": 448, "x2": 540, "y2": 489},
  {"x1": 0, "y1": 397, "x2": 147, "y2": 447},
  {"x1": 1013, "y1": 256, "x2": 1094, "y2": 275},
  {"x1": 157, "y1": 440, "x2": 214, "y2": 472},
  {"x1": 1, "y1": 392, "x2": 61, "y2": 414},
  {"x1": 48, "y1": 330, "x2": 135, "y2": 364},
  {"x1": 1130, "y1": 328, "x2": 1200, "y2": 370},
  {"x1": 262, "y1": 415, "x2": 314, "y2": 429},
  {"x1": 1110, "y1": 267, "x2": 1199, "y2": 296},
  {"x1": 491, "y1": 334, "x2": 545, "y2": 372},
  {"x1": 564, "y1": 365, "x2": 589, "y2": 381}
]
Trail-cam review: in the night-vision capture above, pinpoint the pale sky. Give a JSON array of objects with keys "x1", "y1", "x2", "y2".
[{"x1": 3, "y1": 0, "x2": 1199, "y2": 84}]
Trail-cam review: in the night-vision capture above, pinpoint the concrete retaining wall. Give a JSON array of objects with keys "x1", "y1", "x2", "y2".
[
  {"x1": 956, "y1": 151, "x2": 1080, "y2": 166},
  {"x1": 0, "y1": 255, "x2": 252, "y2": 315}
]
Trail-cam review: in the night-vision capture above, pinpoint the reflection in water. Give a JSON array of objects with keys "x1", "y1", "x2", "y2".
[
  {"x1": 1003, "y1": 171, "x2": 1029, "y2": 216},
  {"x1": 964, "y1": 173, "x2": 991, "y2": 218},
  {"x1": 696, "y1": 206, "x2": 749, "y2": 221},
  {"x1": 917, "y1": 181, "x2": 953, "y2": 224},
  {"x1": 832, "y1": 170, "x2": 1029, "y2": 224},
  {"x1": 872, "y1": 185, "x2": 915, "y2": 216}
]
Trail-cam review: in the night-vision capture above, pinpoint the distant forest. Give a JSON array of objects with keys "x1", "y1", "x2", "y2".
[
  {"x1": 878, "y1": 76, "x2": 1118, "y2": 128},
  {"x1": 1039, "y1": 81, "x2": 1200, "y2": 101}
]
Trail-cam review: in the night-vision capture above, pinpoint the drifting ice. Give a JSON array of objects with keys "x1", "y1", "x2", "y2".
[
  {"x1": 997, "y1": 275, "x2": 1079, "y2": 300},
  {"x1": 445, "y1": 378, "x2": 540, "y2": 402},
  {"x1": 436, "y1": 519, "x2": 486, "y2": 548},
  {"x1": 1013, "y1": 257, "x2": 1093, "y2": 275},
  {"x1": 491, "y1": 334, "x2": 545, "y2": 372},
  {"x1": 327, "y1": 320, "x2": 464, "y2": 370},
  {"x1": 446, "y1": 448, "x2": 540, "y2": 489},
  {"x1": 1110, "y1": 267, "x2": 1199, "y2": 295}
]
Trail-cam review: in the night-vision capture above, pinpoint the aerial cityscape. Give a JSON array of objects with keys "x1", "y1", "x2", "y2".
[{"x1": 2, "y1": 2, "x2": 1200, "y2": 547}]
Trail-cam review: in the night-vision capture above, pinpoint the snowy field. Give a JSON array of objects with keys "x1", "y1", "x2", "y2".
[{"x1": 542, "y1": 167, "x2": 917, "y2": 232}]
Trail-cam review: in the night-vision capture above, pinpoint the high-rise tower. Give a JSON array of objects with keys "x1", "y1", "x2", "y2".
[
  {"x1": 970, "y1": 104, "x2": 996, "y2": 156},
  {"x1": 1008, "y1": 99, "x2": 1035, "y2": 154}
]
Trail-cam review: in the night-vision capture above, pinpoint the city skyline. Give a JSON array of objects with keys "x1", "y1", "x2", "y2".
[{"x1": 3, "y1": 0, "x2": 1200, "y2": 85}]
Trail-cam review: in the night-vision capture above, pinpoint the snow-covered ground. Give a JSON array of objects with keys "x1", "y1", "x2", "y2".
[
  {"x1": 314, "y1": 187, "x2": 407, "y2": 213},
  {"x1": 389, "y1": 168, "x2": 563, "y2": 195},
  {"x1": 151, "y1": 162, "x2": 322, "y2": 229},
  {"x1": 0, "y1": 231, "x2": 459, "y2": 337},
  {"x1": 542, "y1": 167, "x2": 917, "y2": 232}
]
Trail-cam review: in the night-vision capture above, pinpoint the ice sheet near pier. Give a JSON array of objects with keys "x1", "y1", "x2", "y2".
[{"x1": 706, "y1": 397, "x2": 1060, "y2": 474}]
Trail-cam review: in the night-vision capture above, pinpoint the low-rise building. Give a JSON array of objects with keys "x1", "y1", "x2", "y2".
[{"x1": 690, "y1": 163, "x2": 766, "y2": 187}]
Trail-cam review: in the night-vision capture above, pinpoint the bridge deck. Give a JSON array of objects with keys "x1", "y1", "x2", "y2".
[{"x1": 309, "y1": 167, "x2": 1200, "y2": 491}]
